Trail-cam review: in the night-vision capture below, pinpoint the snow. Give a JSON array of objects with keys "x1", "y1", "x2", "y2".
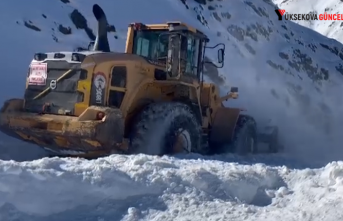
[
  {"x1": 1, "y1": 155, "x2": 343, "y2": 220},
  {"x1": 1, "y1": 0, "x2": 343, "y2": 220}
]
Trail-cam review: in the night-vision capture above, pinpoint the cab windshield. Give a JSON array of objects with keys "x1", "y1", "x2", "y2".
[{"x1": 133, "y1": 30, "x2": 169, "y2": 60}]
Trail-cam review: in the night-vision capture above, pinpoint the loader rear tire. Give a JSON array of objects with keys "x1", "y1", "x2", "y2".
[
  {"x1": 230, "y1": 115, "x2": 257, "y2": 155},
  {"x1": 129, "y1": 102, "x2": 207, "y2": 155}
]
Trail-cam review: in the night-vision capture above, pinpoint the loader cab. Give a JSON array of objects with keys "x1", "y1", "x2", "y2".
[{"x1": 127, "y1": 22, "x2": 225, "y2": 82}]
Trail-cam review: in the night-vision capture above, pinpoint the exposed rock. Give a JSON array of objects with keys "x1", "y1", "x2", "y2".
[
  {"x1": 194, "y1": 0, "x2": 207, "y2": 5},
  {"x1": 69, "y1": 9, "x2": 95, "y2": 40},
  {"x1": 23, "y1": 21, "x2": 41, "y2": 32},
  {"x1": 245, "y1": 43, "x2": 256, "y2": 55},
  {"x1": 279, "y1": 52, "x2": 289, "y2": 60},
  {"x1": 195, "y1": 11, "x2": 208, "y2": 26},
  {"x1": 221, "y1": 12, "x2": 231, "y2": 20},
  {"x1": 245, "y1": 1, "x2": 269, "y2": 18},
  {"x1": 212, "y1": 12, "x2": 221, "y2": 22},
  {"x1": 208, "y1": 5, "x2": 215, "y2": 10},
  {"x1": 283, "y1": 49, "x2": 329, "y2": 82},
  {"x1": 58, "y1": 24, "x2": 72, "y2": 35},
  {"x1": 320, "y1": 43, "x2": 343, "y2": 61},
  {"x1": 245, "y1": 25, "x2": 258, "y2": 41},
  {"x1": 227, "y1": 25, "x2": 245, "y2": 41},
  {"x1": 52, "y1": 34, "x2": 58, "y2": 42},
  {"x1": 179, "y1": 0, "x2": 189, "y2": 9},
  {"x1": 294, "y1": 38, "x2": 304, "y2": 46},
  {"x1": 335, "y1": 63, "x2": 343, "y2": 75},
  {"x1": 267, "y1": 60, "x2": 284, "y2": 71},
  {"x1": 308, "y1": 43, "x2": 317, "y2": 53}
]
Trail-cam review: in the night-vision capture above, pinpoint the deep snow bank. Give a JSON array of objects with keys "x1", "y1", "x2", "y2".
[
  {"x1": 1, "y1": 0, "x2": 343, "y2": 165},
  {"x1": 0, "y1": 155, "x2": 343, "y2": 220}
]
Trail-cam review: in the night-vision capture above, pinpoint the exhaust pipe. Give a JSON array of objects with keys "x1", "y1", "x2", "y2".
[{"x1": 92, "y1": 4, "x2": 110, "y2": 52}]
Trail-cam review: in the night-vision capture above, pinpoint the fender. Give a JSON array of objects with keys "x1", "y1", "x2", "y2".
[{"x1": 209, "y1": 107, "x2": 241, "y2": 145}]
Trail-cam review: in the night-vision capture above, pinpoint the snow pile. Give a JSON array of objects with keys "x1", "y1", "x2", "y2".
[
  {"x1": 0, "y1": 155, "x2": 343, "y2": 220},
  {"x1": 1, "y1": 0, "x2": 343, "y2": 219}
]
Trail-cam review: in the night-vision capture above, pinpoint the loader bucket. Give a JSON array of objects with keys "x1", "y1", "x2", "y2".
[{"x1": 0, "y1": 99, "x2": 128, "y2": 158}]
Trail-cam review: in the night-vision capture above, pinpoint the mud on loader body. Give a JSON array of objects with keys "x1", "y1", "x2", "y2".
[{"x1": 0, "y1": 4, "x2": 280, "y2": 158}]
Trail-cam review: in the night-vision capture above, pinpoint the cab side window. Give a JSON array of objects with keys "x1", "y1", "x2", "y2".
[
  {"x1": 136, "y1": 38, "x2": 150, "y2": 57},
  {"x1": 108, "y1": 66, "x2": 126, "y2": 108},
  {"x1": 185, "y1": 36, "x2": 200, "y2": 77}
]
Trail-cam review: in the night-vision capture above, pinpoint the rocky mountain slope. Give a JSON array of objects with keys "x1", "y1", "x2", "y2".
[{"x1": 0, "y1": 0, "x2": 343, "y2": 219}]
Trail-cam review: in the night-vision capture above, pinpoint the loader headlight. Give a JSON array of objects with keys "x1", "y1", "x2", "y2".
[
  {"x1": 71, "y1": 53, "x2": 86, "y2": 62},
  {"x1": 34, "y1": 53, "x2": 47, "y2": 61},
  {"x1": 54, "y1": 53, "x2": 65, "y2": 58}
]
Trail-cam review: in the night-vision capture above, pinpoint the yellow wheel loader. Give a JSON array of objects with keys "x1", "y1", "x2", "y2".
[{"x1": 0, "y1": 4, "x2": 281, "y2": 158}]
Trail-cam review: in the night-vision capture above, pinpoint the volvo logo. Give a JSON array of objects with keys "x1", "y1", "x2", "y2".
[{"x1": 50, "y1": 80, "x2": 57, "y2": 90}]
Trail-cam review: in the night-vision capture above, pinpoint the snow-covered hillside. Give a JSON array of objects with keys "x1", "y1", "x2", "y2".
[
  {"x1": 1, "y1": 0, "x2": 343, "y2": 220},
  {"x1": 273, "y1": 0, "x2": 343, "y2": 43}
]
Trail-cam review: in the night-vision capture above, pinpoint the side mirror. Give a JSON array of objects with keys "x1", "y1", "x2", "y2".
[
  {"x1": 218, "y1": 48, "x2": 224, "y2": 63},
  {"x1": 204, "y1": 43, "x2": 225, "y2": 68}
]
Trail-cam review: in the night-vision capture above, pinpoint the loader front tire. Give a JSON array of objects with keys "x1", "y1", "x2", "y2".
[
  {"x1": 129, "y1": 102, "x2": 207, "y2": 155},
  {"x1": 230, "y1": 115, "x2": 257, "y2": 155}
]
